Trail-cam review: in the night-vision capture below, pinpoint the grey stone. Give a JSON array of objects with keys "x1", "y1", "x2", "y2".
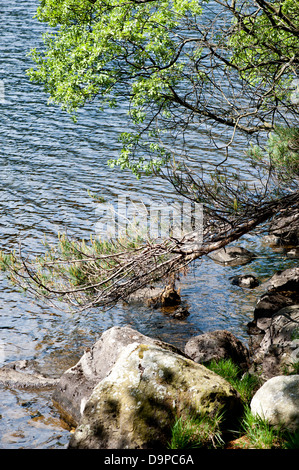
[
  {"x1": 254, "y1": 292, "x2": 295, "y2": 321},
  {"x1": 208, "y1": 246, "x2": 255, "y2": 266},
  {"x1": 184, "y1": 330, "x2": 250, "y2": 372},
  {"x1": 0, "y1": 360, "x2": 58, "y2": 390},
  {"x1": 250, "y1": 305, "x2": 299, "y2": 380},
  {"x1": 52, "y1": 326, "x2": 187, "y2": 426},
  {"x1": 264, "y1": 266, "x2": 299, "y2": 292},
  {"x1": 230, "y1": 274, "x2": 260, "y2": 288},
  {"x1": 269, "y1": 210, "x2": 299, "y2": 246},
  {"x1": 286, "y1": 248, "x2": 299, "y2": 258},
  {"x1": 251, "y1": 375, "x2": 299, "y2": 432},
  {"x1": 253, "y1": 266, "x2": 299, "y2": 322},
  {"x1": 127, "y1": 285, "x2": 181, "y2": 307}
]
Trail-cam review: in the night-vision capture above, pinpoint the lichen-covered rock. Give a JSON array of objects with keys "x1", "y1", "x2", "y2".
[
  {"x1": 68, "y1": 343, "x2": 242, "y2": 449},
  {"x1": 52, "y1": 326, "x2": 188, "y2": 425},
  {"x1": 251, "y1": 375, "x2": 299, "y2": 432}
]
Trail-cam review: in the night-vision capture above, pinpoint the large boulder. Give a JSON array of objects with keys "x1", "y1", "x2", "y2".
[
  {"x1": 208, "y1": 246, "x2": 255, "y2": 266},
  {"x1": 52, "y1": 326, "x2": 189, "y2": 426},
  {"x1": 249, "y1": 305, "x2": 299, "y2": 380},
  {"x1": 184, "y1": 330, "x2": 250, "y2": 372},
  {"x1": 251, "y1": 375, "x2": 299, "y2": 432},
  {"x1": 68, "y1": 342, "x2": 243, "y2": 449}
]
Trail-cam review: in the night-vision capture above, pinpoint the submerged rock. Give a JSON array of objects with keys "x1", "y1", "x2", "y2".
[
  {"x1": 262, "y1": 234, "x2": 282, "y2": 246},
  {"x1": 68, "y1": 342, "x2": 242, "y2": 449},
  {"x1": 168, "y1": 305, "x2": 190, "y2": 320},
  {"x1": 264, "y1": 266, "x2": 299, "y2": 293},
  {"x1": 230, "y1": 274, "x2": 260, "y2": 288},
  {"x1": 249, "y1": 305, "x2": 299, "y2": 380},
  {"x1": 249, "y1": 266, "x2": 299, "y2": 325},
  {"x1": 0, "y1": 360, "x2": 58, "y2": 390},
  {"x1": 208, "y1": 246, "x2": 255, "y2": 266}
]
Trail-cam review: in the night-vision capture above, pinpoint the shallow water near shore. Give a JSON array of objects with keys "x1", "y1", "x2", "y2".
[{"x1": 0, "y1": 1, "x2": 298, "y2": 449}]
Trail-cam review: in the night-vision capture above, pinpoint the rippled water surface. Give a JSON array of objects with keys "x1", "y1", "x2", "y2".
[{"x1": 0, "y1": 1, "x2": 297, "y2": 449}]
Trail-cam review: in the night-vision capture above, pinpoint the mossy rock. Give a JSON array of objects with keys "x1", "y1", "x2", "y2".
[{"x1": 69, "y1": 343, "x2": 243, "y2": 449}]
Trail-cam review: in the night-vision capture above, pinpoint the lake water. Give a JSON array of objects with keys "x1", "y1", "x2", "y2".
[{"x1": 0, "y1": 0, "x2": 297, "y2": 449}]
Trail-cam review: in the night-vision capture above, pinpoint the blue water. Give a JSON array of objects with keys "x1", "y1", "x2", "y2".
[{"x1": 0, "y1": 0, "x2": 297, "y2": 448}]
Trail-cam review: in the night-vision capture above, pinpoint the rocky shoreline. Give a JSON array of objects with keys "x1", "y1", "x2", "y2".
[{"x1": 1, "y1": 217, "x2": 299, "y2": 449}]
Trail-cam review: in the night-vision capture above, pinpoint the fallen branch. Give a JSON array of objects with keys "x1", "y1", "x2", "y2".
[{"x1": 1, "y1": 189, "x2": 298, "y2": 312}]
